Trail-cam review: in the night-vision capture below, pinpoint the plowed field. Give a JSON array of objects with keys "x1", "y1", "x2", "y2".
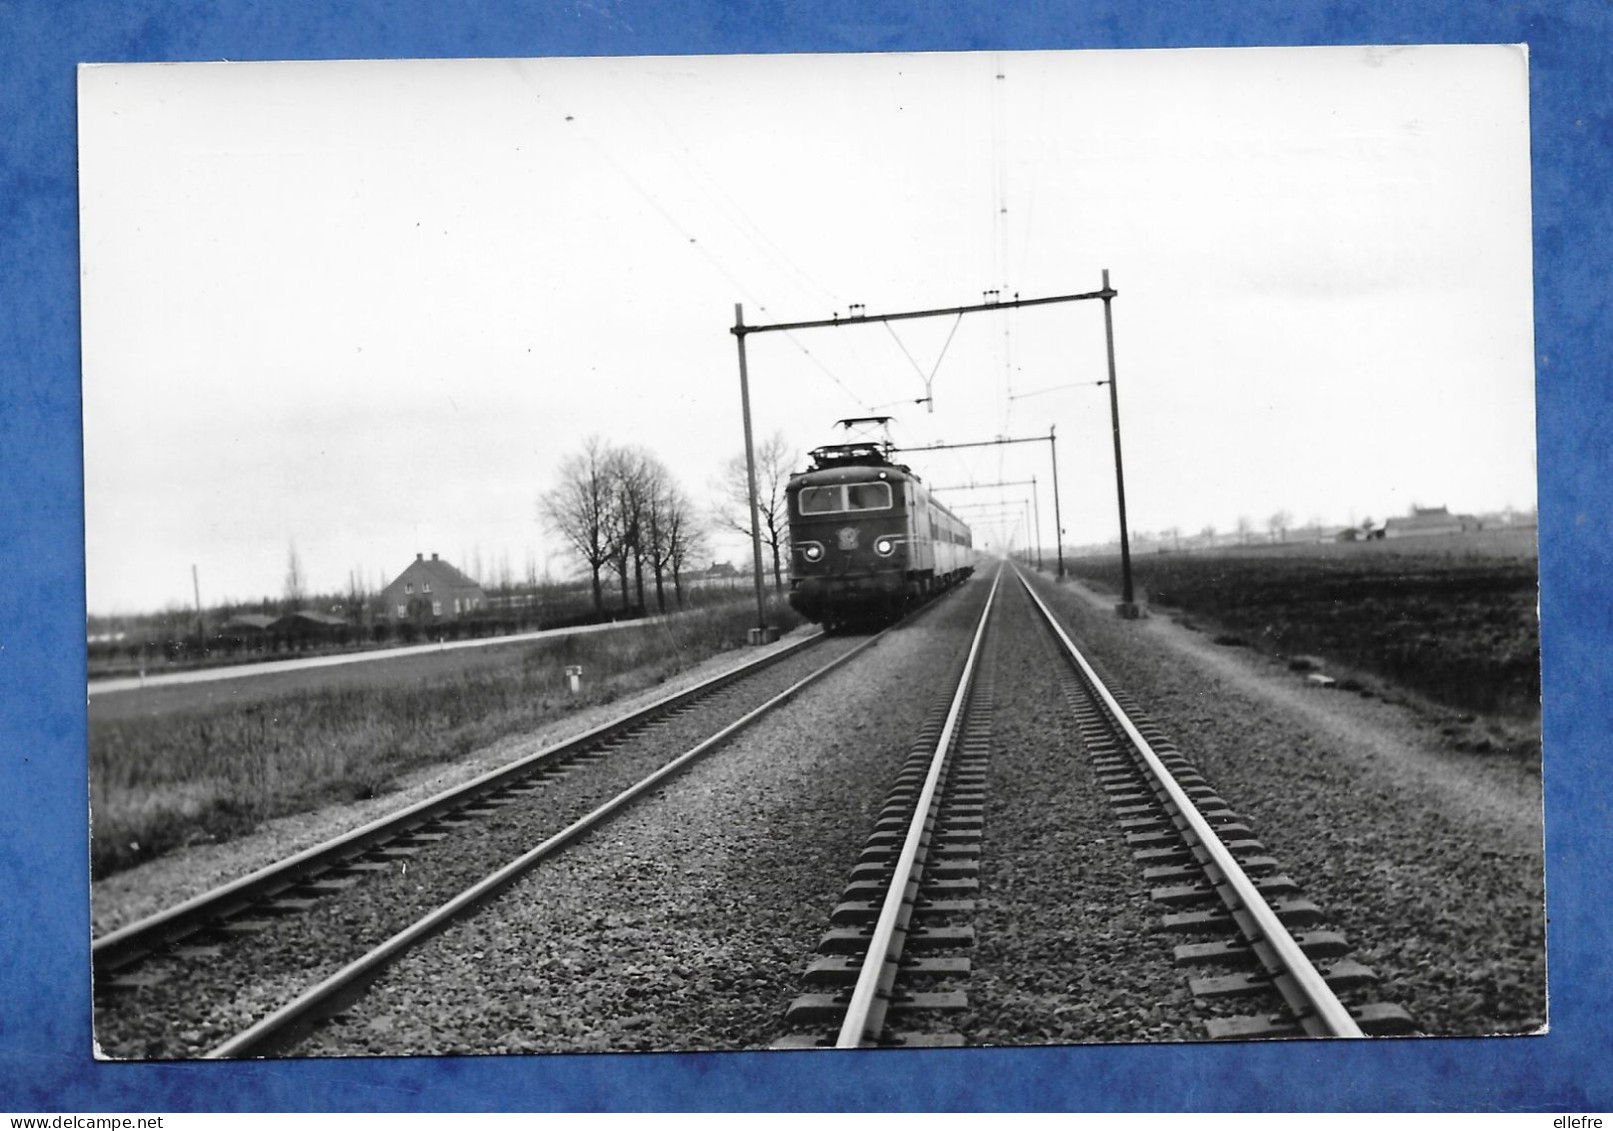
[{"x1": 1066, "y1": 528, "x2": 1540, "y2": 733}]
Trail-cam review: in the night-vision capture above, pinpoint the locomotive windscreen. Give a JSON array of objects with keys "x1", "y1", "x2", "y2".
[
  {"x1": 845, "y1": 482, "x2": 892, "y2": 510},
  {"x1": 798, "y1": 482, "x2": 893, "y2": 514}
]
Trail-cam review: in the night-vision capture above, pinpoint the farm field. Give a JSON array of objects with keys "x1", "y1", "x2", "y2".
[
  {"x1": 1065, "y1": 527, "x2": 1540, "y2": 747},
  {"x1": 88, "y1": 595, "x2": 803, "y2": 879}
]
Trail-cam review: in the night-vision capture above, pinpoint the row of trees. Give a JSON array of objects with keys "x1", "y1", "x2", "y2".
[
  {"x1": 540, "y1": 432, "x2": 805, "y2": 617},
  {"x1": 540, "y1": 437, "x2": 710, "y2": 616}
]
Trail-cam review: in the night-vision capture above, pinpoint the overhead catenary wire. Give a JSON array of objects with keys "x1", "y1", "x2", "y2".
[{"x1": 558, "y1": 105, "x2": 877, "y2": 413}]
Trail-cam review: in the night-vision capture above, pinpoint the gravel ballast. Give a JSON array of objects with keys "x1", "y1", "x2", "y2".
[
  {"x1": 1020, "y1": 568, "x2": 1546, "y2": 1039},
  {"x1": 298, "y1": 583, "x2": 992, "y2": 1055},
  {"x1": 94, "y1": 563, "x2": 1546, "y2": 1058}
]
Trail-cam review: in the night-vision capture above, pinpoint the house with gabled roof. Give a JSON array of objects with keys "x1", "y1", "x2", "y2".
[{"x1": 380, "y1": 552, "x2": 487, "y2": 622}]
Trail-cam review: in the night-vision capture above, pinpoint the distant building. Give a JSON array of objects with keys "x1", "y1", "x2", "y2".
[
  {"x1": 219, "y1": 613, "x2": 276, "y2": 637},
  {"x1": 269, "y1": 610, "x2": 347, "y2": 637},
  {"x1": 1384, "y1": 506, "x2": 1468, "y2": 539},
  {"x1": 379, "y1": 552, "x2": 487, "y2": 621},
  {"x1": 689, "y1": 560, "x2": 742, "y2": 588}
]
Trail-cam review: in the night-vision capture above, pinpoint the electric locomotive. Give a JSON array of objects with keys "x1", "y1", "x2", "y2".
[{"x1": 785, "y1": 434, "x2": 973, "y2": 630}]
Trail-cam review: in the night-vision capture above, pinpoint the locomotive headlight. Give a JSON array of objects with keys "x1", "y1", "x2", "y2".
[
  {"x1": 802, "y1": 543, "x2": 823, "y2": 562},
  {"x1": 874, "y1": 537, "x2": 895, "y2": 556}
]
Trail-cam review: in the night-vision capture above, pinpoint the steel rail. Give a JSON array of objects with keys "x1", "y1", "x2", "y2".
[
  {"x1": 1014, "y1": 568, "x2": 1365, "y2": 1038},
  {"x1": 834, "y1": 567, "x2": 1003, "y2": 1048},
  {"x1": 205, "y1": 625, "x2": 894, "y2": 1058},
  {"x1": 93, "y1": 630, "x2": 826, "y2": 975}
]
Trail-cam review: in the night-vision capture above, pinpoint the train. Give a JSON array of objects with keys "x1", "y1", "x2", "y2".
[{"x1": 784, "y1": 434, "x2": 974, "y2": 630}]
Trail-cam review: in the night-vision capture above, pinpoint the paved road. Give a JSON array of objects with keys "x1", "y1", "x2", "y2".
[{"x1": 86, "y1": 616, "x2": 667, "y2": 697}]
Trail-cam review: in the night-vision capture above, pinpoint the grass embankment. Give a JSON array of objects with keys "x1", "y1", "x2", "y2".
[
  {"x1": 90, "y1": 596, "x2": 804, "y2": 879},
  {"x1": 1067, "y1": 529, "x2": 1539, "y2": 726}
]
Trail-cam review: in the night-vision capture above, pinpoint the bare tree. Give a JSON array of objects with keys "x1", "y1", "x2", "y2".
[
  {"x1": 539, "y1": 437, "x2": 619, "y2": 615},
  {"x1": 1236, "y1": 515, "x2": 1254, "y2": 545},
  {"x1": 713, "y1": 431, "x2": 797, "y2": 593}
]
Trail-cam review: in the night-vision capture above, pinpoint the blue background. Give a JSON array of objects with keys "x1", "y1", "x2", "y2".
[{"x1": 3, "y1": 0, "x2": 1608, "y2": 1113}]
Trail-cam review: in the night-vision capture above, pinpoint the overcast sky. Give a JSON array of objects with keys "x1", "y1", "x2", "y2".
[{"x1": 78, "y1": 45, "x2": 1535, "y2": 615}]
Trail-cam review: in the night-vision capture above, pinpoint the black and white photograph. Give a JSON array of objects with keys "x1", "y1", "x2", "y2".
[{"x1": 79, "y1": 46, "x2": 1543, "y2": 1061}]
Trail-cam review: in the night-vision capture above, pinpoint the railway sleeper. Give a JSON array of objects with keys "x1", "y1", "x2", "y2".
[
  {"x1": 830, "y1": 898, "x2": 975, "y2": 925},
  {"x1": 842, "y1": 876, "x2": 978, "y2": 900},
  {"x1": 1188, "y1": 959, "x2": 1380, "y2": 1000},
  {"x1": 1132, "y1": 841, "x2": 1268, "y2": 867},
  {"x1": 95, "y1": 930, "x2": 194, "y2": 977},
  {"x1": 1206, "y1": 1001, "x2": 1416, "y2": 1041},
  {"x1": 875, "y1": 813, "x2": 982, "y2": 832},
  {"x1": 858, "y1": 833, "x2": 978, "y2": 858},
  {"x1": 1128, "y1": 822, "x2": 1255, "y2": 848},
  {"x1": 1106, "y1": 782, "x2": 1214, "y2": 802},
  {"x1": 425, "y1": 812, "x2": 478, "y2": 827},
  {"x1": 815, "y1": 925, "x2": 975, "y2": 954},
  {"x1": 861, "y1": 829, "x2": 976, "y2": 852},
  {"x1": 1158, "y1": 897, "x2": 1323, "y2": 933},
  {"x1": 770, "y1": 1030, "x2": 966, "y2": 1050},
  {"x1": 856, "y1": 844, "x2": 975, "y2": 866},
  {"x1": 1174, "y1": 931, "x2": 1351, "y2": 967},
  {"x1": 254, "y1": 896, "x2": 322, "y2": 917},
  {"x1": 1130, "y1": 838, "x2": 1268, "y2": 867},
  {"x1": 803, "y1": 955, "x2": 972, "y2": 984},
  {"x1": 97, "y1": 970, "x2": 171, "y2": 992},
  {"x1": 1150, "y1": 874, "x2": 1301, "y2": 906},
  {"x1": 785, "y1": 989, "x2": 969, "y2": 1024},
  {"x1": 1119, "y1": 815, "x2": 1171, "y2": 831},
  {"x1": 1144, "y1": 857, "x2": 1280, "y2": 882},
  {"x1": 881, "y1": 1031, "x2": 967, "y2": 1049},
  {"x1": 208, "y1": 918, "x2": 277, "y2": 938},
  {"x1": 849, "y1": 859, "x2": 978, "y2": 882},
  {"x1": 295, "y1": 876, "x2": 364, "y2": 896}
]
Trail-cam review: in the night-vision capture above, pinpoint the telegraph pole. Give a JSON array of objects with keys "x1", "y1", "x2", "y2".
[
  {"x1": 1049, "y1": 426, "x2": 1065, "y2": 579},
  {"x1": 732, "y1": 303, "x2": 774, "y2": 643},
  {"x1": 1101, "y1": 269, "x2": 1137, "y2": 616},
  {"x1": 1031, "y1": 475, "x2": 1042, "y2": 571}
]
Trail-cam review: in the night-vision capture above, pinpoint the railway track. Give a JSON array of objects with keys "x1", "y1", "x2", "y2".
[
  {"x1": 1012, "y1": 566, "x2": 1416, "y2": 1039},
  {"x1": 775, "y1": 568, "x2": 1001, "y2": 1048},
  {"x1": 775, "y1": 562, "x2": 1414, "y2": 1047},
  {"x1": 92, "y1": 624, "x2": 894, "y2": 1058},
  {"x1": 97, "y1": 558, "x2": 1421, "y2": 1055}
]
